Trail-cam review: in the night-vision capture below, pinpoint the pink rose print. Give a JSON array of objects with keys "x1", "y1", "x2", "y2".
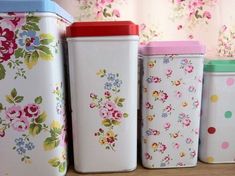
[
  {"x1": 0, "y1": 27, "x2": 17, "y2": 63},
  {"x1": 161, "y1": 154, "x2": 172, "y2": 165},
  {"x1": 146, "y1": 128, "x2": 160, "y2": 136},
  {"x1": 104, "y1": 91, "x2": 111, "y2": 98},
  {"x1": 145, "y1": 102, "x2": 153, "y2": 109},
  {"x1": 0, "y1": 13, "x2": 26, "y2": 29},
  {"x1": 112, "y1": 110, "x2": 122, "y2": 121},
  {"x1": 12, "y1": 117, "x2": 29, "y2": 132},
  {"x1": 152, "y1": 142, "x2": 167, "y2": 153},
  {"x1": 164, "y1": 104, "x2": 174, "y2": 114},
  {"x1": 99, "y1": 108, "x2": 110, "y2": 119},
  {"x1": 186, "y1": 138, "x2": 193, "y2": 144},
  {"x1": 173, "y1": 142, "x2": 180, "y2": 149},
  {"x1": 90, "y1": 69, "x2": 128, "y2": 151},
  {"x1": 184, "y1": 65, "x2": 194, "y2": 73},
  {"x1": 178, "y1": 113, "x2": 191, "y2": 127},
  {"x1": 190, "y1": 150, "x2": 196, "y2": 158},
  {"x1": 5, "y1": 105, "x2": 23, "y2": 122},
  {"x1": 146, "y1": 76, "x2": 161, "y2": 84},
  {"x1": 175, "y1": 91, "x2": 182, "y2": 98},
  {"x1": 152, "y1": 90, "x2": 168, "y2": 103},
  {"x1": 180, "y1": 58, "x2": 194, "y2": 74},
  {"x1": 89, "y1": 103, "x2": 96, "y2": 108},
  {"x1": 193, "y1": 99, "x2": 200, "y2": 108},
  {"x1": 104, "y1": 101, "x2": 116, "y2": 112},
  {"x1": 23, "y1": 104, "x2": 40, "y2": 118},
  {"x1": 165, "y1": 69, "x2": 173, "y2": 78},
  {"x1": 164, "y1": 122, "x2": 171, "y2": 131},
  {"x1": 145, "y1": 152, "x2": 152, "y2": 160}
]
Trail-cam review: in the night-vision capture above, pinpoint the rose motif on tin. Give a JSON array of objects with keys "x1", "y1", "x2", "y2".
[
  {"x1": 90, "y1": 69, "x2": 128, "y2": 151},
  {"x1": 0, "y1": 12, "x2": 58, "y2": 80},
  {"x1": 0, "y1": 85, "x2": 67, "y2": 173}
]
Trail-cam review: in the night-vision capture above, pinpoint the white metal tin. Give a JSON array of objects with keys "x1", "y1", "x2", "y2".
[
  {"x1": 67, "y1": 36, "x2": 139, "y2": 173},
  {"x1": 141, "y1": 55, "x2": 204, "y2": 168},
  {"x1": 0, "y1": 12, "x2": 70, "y2": 176},
  {"x1": 200, "y1": 72, "x2": 235, "y2": 163}
]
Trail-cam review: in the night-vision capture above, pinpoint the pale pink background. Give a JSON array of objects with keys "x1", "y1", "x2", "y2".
[{"x1": 55, "y1": 0, "x2": 235, "y2": 58}]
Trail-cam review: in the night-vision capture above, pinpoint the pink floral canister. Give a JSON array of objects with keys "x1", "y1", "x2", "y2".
[{"x1": 139, "y1": 41, "x2": 205, "y2": 168}]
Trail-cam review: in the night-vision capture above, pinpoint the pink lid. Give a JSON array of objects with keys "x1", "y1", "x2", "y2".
[{"x1": 139, "y1": 41, "x2": 206, "y2": 55}]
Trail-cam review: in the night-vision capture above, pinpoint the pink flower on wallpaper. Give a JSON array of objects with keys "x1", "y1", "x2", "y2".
[
  {"x1": 77, "y1": 0, "x2": 125, "y2": 21},
  {"x1": 203, "y1": 11, "x2": 211, "y2": 19},
  {"x1": 177, "y1": 25, "x2": 183, "y2": 30},
  {"x1": 217, "y1": 25, "x2": 235, "y2": 57},
  {"x1": 188, "y1": 34, "x2": 194, "y2": 39},
  {"x1": 171, "y1": 0, "x2": 217, "y2": 28},
  {"x1": 112, "y1": 9, "x2": 120, "y2": 18}
]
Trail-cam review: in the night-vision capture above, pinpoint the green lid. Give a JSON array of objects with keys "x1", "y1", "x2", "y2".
[{"x1": 204, "y1": 60, "x2": 235, "y2": 72}]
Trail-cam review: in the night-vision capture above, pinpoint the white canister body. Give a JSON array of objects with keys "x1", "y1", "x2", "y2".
[
  {"x1": 67, "y1": 36, "x2": 138, "y2": 173},
  {"x1": 200, "y1": 72, "x2": 235, "y2": 163},
  {"x1": 141, "y1": 54, "x2": 204, "y2": 168},
  {"x1": 0, "y1": 12, "x2": 70, "y2": 176}
]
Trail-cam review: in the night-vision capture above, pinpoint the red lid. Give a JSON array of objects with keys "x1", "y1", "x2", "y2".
[{"x1": 66, "y1": 21, "x2": 139, "y2": 37}]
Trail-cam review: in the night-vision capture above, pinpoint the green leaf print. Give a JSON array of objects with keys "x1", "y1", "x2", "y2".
[
  {"x1": 15, "y1": 48, "x2": 25, "y2": 58},
  {"x1": 40, "y1": 34, "x2": 54, "y2": 45},
  {"x1": 114, "y1": 97, "x2": 125, "y2": 107},
  {"x1": 48, "y1": 155, "x2": 67, "y2": 173},
  {"x1": 29, "y1": 123, "x2": 42, "y2": 136},
  {"x1": 14, "y1": 96, "x2": 24, "y2": 103},
  {"x1": 5, "y1": 95, "x2": 15, "y2": 104},
  {"x1": 0, "y1": 103, "x2": 3, "y2": 111},
  {"x1": 11, "y1": 88, "x2": 17, "y2": 98},
  {"x1": 43, "y1": 137, "x2": 60, "y2": 151},
  {"x1": 27, "y1": 16, "x2": 40, "y2": 23},
  {"x1": 5, "y1": 89, "x2": 24, "y2": 104},
  {"x1": 112, "y1": 120, "x2": 121, "y2": 126},
  {"x1": 35, "y1": 112, "x2": 47, "y2": 124},
  {"x1": 0, "y1": 64, "x2": 6, "y2": 80},
  {"x1": 37, "y1": 45, "x2": 53, "y2": 60},
  {"x1": 24, "y1": 51, "x2": 39, "y2": 69},
  {"x1": 123, "y1": 113, "x2": 128, "y2": 118},
  {"x1": 22, "y1": 22, "x2": 40, "y2": 31},
  {"x1": 59, "y1": 162, "x2": 66, "y2": 173},
  {"x1": 102, "y1": 119, "x2": 112, "y2": 127},
  {"x1": 48, "y1": 157, "x2": 60, "y2": 167},
  {"x1": 34, "y1": 96, "x2": 43, "y2": 104}
]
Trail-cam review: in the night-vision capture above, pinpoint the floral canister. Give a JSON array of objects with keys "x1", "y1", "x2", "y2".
[
  {"x1": 140, "y1": 41, "x2": 205, "y2": 168},
  {"x1": 66, "y1": 21, "x2": 139, "y2": 173},
  {"x1": 200, "y1": 60, "x2": 235, "y2": 164},
  {"x1": 0, "y1": 0, "x2": 73, "y2": 175}
]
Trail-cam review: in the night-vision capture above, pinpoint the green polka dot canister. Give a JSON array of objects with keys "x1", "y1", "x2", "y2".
[{"x1": 200, "y1": 60, "x2": 235, "y2": 163}]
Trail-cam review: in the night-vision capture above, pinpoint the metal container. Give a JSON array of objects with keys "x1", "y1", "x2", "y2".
[
  {"x1": 66, "y1": 21, "x2": 139, "y2": 173},
  {"x1": 140, "y1": 41, "x2": 205, "y2": 168},
  {"x1": 0, "y1": 1, "x2": 73, "y2": 175},
  {"x1": 200, "y1": 60, "x2": 235, "y2": 164}
]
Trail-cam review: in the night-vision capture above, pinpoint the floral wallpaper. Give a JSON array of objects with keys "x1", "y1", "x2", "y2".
[{"x1": 55, "y1": 0, "x2": 235, "y2": 58}]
